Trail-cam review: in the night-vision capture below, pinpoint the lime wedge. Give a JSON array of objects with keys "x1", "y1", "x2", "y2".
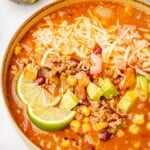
[
  {"x1": 16, "y1": 64, "x2": 60, "y2": 106},
  {"x1": 27, "y1": 104, "x2": 76, "y2": 131}
]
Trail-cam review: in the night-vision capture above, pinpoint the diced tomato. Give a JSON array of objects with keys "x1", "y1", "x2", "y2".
[
  {"x1": 81, "y1": 98, "x2": 90, "y2": 106},
  {"x1": 121, "y1": 68, "x2": 136, "y2": 90},
  {"x1": 75, "y1": 85, "x2": 86, "y2": 101}
]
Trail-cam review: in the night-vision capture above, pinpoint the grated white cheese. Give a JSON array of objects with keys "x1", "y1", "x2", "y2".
[{"x1": 33, "y1": 8, "x2": 150, "y2": 78}]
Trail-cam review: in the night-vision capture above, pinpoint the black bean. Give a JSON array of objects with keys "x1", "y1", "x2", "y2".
[
  {"x1": 34, "y1": 76, "x2": 46, "y2": 85},
  {"x1": 87, "y1": 146, "x2": 95, "y2": 150},
  {"x1": 99, "y1": 130, "x2": 113, "y2": 141},
  {"x1": 93, "y1": 44, "x2": 102, "y2": 54},
  {"x1": 81, "y1": 98, "x2": 90, "y2": 106},
  {"x1": 85, "y1": 70, "x2": 93, "y2": 81}
]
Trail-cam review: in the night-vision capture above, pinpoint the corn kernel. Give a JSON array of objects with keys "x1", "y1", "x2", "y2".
[
  {"x1": 67, "y1": 75, "x2": 77, "y2": 86},
  {"x1": 125, "y1": 6, "x2": 133, "y2": 16},
  {"x1": 83, "y1": 48, "x2": 90, "y2": 55},
  {"x1": 110, "y1": 128, "x2": 117, "y2": 134},
  {"x1": 133, "y1": 141, "x2": 141, "y2": 149},
  {"x1": 14, "y1": 45, "x2": 22, "y2": 55},
  {"x1": 82, "y1": 123, "x2": 91, "y2": 133},
  {"x1": 70, "y1": 120, "x2": 80, "y2": 132},
  {"x1": 95, "y1": 122, "x2": 108, "y2": 131},
  {"x1": 129, "y1": 124, "x2": 140, "y2": 135},
  {"x1": 65, "y1": 55, "x2": 71, "y2": 60},
  {"x1": 146, "y1": 122, "x2": 150, "y2": 130},
  {"x1": 81, "y1": 106, "x2": 90, "y2": 116},
  {"x1": 83, "y1": 117, "x2": 90, "y2": 123},
  {"x1": 61, "y1": 139, "x2": 70, "y2": 148},
  {"x1": 132, "y1": 114, "x2": 144, "y2": 125},
  {"x1": 24, "y1": 71, "x2": 36, "y2": 81},
  {"x1": 117, "y1": 129, "x2": 125, "y2": 137},
  {"x1": 35, "y1": 46, "x2": 44, "y2": 52},
  {"x1": 101, "y1": 20, "x2": 107, "y2": 26}
]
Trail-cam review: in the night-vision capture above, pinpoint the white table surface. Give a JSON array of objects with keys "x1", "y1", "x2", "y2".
[{"x1": 0, "y1": 1, "x2": 55, "y2": 149}]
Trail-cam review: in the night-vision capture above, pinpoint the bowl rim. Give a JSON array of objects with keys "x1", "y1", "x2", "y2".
[{"x1": 0, "y1": 0, "x2": 149, "y2": 149}]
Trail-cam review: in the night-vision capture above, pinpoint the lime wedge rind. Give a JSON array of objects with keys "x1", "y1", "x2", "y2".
[
  {"x1": 16, "y1": 65, "x2": 75, "y2": 131},
  {"x1": 27, "y1": 105, "x2": 76, "y2": 131}
]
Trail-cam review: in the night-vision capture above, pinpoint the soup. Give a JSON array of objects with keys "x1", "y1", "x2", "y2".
[{"x1": 5, "y1": 1, "x2": 150, "y2": 150}]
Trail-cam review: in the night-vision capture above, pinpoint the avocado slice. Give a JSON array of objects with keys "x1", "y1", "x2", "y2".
[
  {"x1": 101, "y1": 78, "x2": 118, "y2": 99},
  {"x1": 87, "y1": 82, "x2": 103, "y2": 101},
  {"x1": 61, "y1": 90, "x2": 80, "y2": 111}
]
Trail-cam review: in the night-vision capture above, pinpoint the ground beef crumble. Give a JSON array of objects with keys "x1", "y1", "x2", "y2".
[{"x1": 89, "y1": 100, "x2": 126, "y2": 133}]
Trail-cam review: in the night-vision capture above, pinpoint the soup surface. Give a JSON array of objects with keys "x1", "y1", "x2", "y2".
[{"x1": 6, "y1": 1, "x2": 150, "y2": 150}]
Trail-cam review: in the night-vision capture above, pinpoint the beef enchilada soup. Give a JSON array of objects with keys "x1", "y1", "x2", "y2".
[{"x1": 6, "y1": 1, "x2": 150, "y2": 150}]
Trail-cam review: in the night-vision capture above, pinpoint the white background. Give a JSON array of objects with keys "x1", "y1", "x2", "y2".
[{"x1": 0, "y1": 0, "x2": 55, "y2": 149}]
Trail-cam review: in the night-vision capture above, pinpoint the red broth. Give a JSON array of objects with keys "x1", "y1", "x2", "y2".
[{"x1": 6, "y1": 1, "x2": 150, "y2": 150}]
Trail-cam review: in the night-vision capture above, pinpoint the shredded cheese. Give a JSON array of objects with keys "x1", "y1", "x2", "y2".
[{"x1": 33, "y1": 8, "x2": 150, "y2": 78}]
